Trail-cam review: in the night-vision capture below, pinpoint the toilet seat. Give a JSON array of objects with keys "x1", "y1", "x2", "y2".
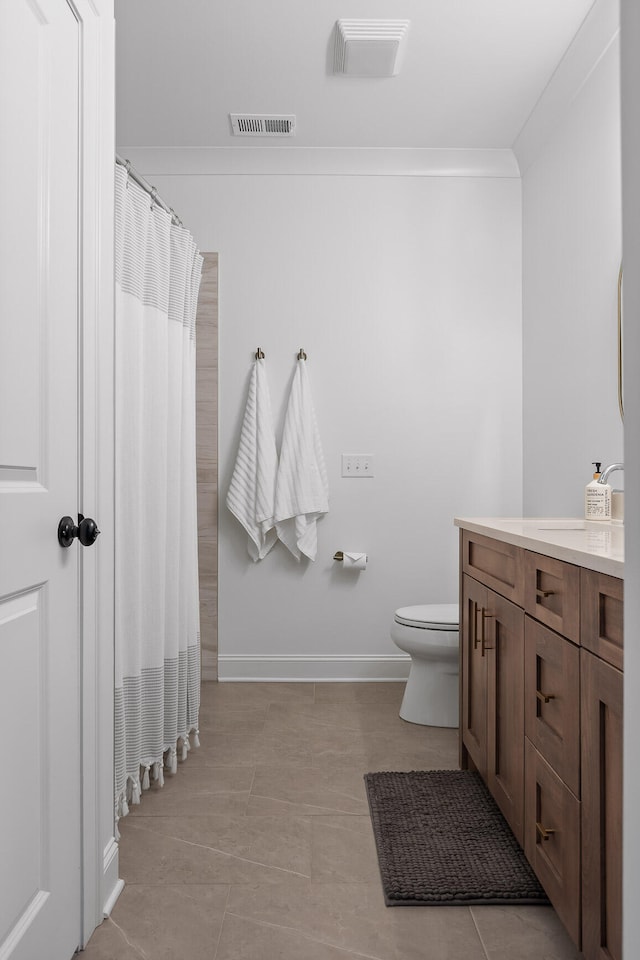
[{"x1": 394, "y1": 603, "x2": 458, "y2": 631}]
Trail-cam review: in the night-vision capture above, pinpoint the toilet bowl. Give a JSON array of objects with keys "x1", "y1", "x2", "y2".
[{"x1": 391, "y1": 603, "x2": 459, "y2": 727}]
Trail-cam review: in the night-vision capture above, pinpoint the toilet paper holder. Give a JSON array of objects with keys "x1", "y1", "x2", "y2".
[{"x1": 333, "y1": 551, "x2": 368, "y2": 562}]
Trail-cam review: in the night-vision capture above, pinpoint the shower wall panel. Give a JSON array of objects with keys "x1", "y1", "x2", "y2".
[{"x1": 196, "y1": 252, "x2": 218, "y2": 680}]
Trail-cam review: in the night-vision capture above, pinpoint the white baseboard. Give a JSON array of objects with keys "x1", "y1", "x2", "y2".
[
  {"x1": 217, "y1": 654, "x2": 411, "y2": 682},
  {"x1": 102, "y1": 839, "x2": 124, "y2": 917}
]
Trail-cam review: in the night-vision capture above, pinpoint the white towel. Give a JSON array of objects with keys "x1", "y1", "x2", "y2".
[
  {"x1": 275, "y1": 358, "x2": 329, "y2": 561},
  {"x1": 226, "y1": 358, "x2": 278, "y2": 561}
]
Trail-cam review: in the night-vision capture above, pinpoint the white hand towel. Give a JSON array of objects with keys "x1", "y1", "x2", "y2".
[
  {"x1": 226, "y1": 358, "x2": 278, "y2": 561},
  {"x1": 275, "y1": 358, "x2": 329, "y2": 561}
]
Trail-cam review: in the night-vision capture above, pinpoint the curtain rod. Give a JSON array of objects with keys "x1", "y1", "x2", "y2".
[{"x1": 115, "y1": 153, "x2": 183, "y2": 226}]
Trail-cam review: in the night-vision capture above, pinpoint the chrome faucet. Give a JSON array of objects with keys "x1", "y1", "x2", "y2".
[{"x1": 598, "y1": 463, "x2": 624, "y2": 484}]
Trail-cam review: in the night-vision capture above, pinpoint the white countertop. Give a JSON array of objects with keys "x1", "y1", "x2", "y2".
[{"x1": 454, "y1": 517, "x2": 624, "y2": 579}]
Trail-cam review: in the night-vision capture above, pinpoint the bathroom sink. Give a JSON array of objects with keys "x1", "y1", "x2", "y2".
[{"x1": 536, "y1": 521, "x2": 586, "y2": 531}]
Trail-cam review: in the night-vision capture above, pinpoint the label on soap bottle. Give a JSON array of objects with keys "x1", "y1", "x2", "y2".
[{"x1": 585, "y1": 482, "x2": 611, "y2": 520}]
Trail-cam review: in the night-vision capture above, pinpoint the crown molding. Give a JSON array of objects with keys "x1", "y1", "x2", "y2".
[
  {"x1": 116, "y1": 146, "x2": 520, "y2": 179},
  {"x1": 513, "y1": 0, "x2": 619, "y2": 174}
]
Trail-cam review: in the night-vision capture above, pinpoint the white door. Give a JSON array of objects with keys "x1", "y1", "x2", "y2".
[{"x1": 0, "y1": 1, "x2": 83, "y2": 958}]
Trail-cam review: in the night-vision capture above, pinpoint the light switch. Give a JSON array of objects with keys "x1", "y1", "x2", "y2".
[{"x1": 341, "y1": 454, "x2": 374, "y2": 477}]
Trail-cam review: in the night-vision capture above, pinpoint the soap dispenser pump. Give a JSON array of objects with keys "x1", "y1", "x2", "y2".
[{"x1": 585, "y1": 462, "x2": 611, "y2": 521}]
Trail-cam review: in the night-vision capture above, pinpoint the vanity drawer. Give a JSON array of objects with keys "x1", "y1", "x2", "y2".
[
  {"x1": 524, "y1": 617, "x2": 580, "y2": 797},
  {"x1": 462, "y1": 531, "x2": 524, "y2": 605},
  {"x1": 524, "y1": 552, "x2": 580, "y2": 643},
  {"x1": 524, "y1": 739, "x2": 581, "y2": 948},
  {"x1": 580, "y1": 569, "x2": 623, "y2": 671}
]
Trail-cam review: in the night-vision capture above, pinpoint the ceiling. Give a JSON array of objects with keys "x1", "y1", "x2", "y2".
[{"x1": 115, "y1": 0, "x2": 596, "y2": 151}]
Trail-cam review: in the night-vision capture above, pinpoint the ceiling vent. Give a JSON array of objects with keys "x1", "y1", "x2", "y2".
[
  {"x1": 333, "y1": 19, "x2": 410, "y2": 77},
  {"x1": 230, "y1": 114, "x2": 296, "y2": 137}
]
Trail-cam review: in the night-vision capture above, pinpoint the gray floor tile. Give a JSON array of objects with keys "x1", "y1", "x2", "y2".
[
  {"x1": 470, "y1": 904, "x2": 581, "y2": 959},
  {"x1": 83, "y1": 681, "x2": 573, "y2": 960},
  {"x1": 311, "y1": 816, "x2": 380, "y2": 882},
  {"x1": 314, "y1": 682, "x2": 405, "y2": 704},
  {"x1": 82, "y1": 884, "x2": 229, "y2": 960},
  {"x1": 119, "y1": 813, "x2": 313, "y2": 884},
  {"x1": 225, "y1": 880, "x2": 488, "y2": 960},
  {"x1": 247, "y1": 764, "x2": 369, "y2": 817},
  {"x1": 127, "y1": 764, "x2": 254, "y2": 817}
]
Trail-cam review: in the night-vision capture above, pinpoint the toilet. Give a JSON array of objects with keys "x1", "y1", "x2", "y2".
[{"x1": 391, "y1": 603, "x2": 459, "y2": 727}]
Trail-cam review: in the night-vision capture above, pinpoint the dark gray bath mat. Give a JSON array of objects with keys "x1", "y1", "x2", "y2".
[{"x1": 364, "y1": 769, "x2": 548, "y2": 906}]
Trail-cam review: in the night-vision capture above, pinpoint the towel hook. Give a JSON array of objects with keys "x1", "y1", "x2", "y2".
[
  {"x1": 255, "y1": 347, "x2": 265, "y2": 360},
  {"x1": 297, "y1": 348, "x2": 307, "y2": 360}
]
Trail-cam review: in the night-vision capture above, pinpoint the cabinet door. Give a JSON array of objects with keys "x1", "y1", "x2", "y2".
[
  {"x1": 581, "y1": 650, "x2": 622, "y2": 960},
  {"x1": 524, "y1": 740, "x2": 581, "y2": 947},
  {"x1": 524, "y1": 617, "x2": 580, "y2": 797},
  {"x1": 486, "y1": 591, "x2": 525, "y2": 845},
  {"x1": 461, "y1": 575, "x2": 487, "y2": 778}
]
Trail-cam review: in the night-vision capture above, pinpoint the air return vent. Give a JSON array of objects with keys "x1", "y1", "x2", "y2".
[{"x1": 230, "y1": 114, "x2": 296, "y2": 137}]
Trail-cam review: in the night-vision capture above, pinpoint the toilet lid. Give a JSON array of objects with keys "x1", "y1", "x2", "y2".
[{"x1": 394, "y1": 603, "x2": 459, "y2": 630}]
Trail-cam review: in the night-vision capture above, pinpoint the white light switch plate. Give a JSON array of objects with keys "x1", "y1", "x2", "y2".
[{"x1": 341, "y1": 454, "x2": 374, "y2": 477}]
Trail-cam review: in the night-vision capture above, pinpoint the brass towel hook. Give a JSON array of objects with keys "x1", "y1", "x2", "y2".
[
  {"x1": 297, "y1": 348, "x2": 307, "y2": 360},
  {"x1": 255, "y1": 347, "x2": 265, "y2": 360}
]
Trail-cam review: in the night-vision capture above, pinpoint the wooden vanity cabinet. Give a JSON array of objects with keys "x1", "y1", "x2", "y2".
[
  {"x1": 459, "y1": 528, "x2": 623, "y2": 958},
  {"x1": 461, "y1": 573, "x2": 524, "y2": 846}
]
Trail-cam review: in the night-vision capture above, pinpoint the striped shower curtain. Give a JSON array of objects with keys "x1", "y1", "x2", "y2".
[{"x1": 114, "y1": 163, "x2": 202, "y2": 824}]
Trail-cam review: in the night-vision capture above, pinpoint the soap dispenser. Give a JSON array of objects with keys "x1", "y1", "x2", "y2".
[{"x1": 585, "y1": 462, "x2": 611, "y2": 520}]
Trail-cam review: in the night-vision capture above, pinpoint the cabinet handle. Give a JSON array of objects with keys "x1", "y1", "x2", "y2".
[
  {"x1": 536, "y1": 690, "x2": 555, "y2": 705},
  {"x1": 473, "y1": 604, "x2": 482, "y2": 649},
  {"x1": 536, "y1": 588, "x2": 555, "y2": 599},
  {"x1": 536, "y1": 821, "x2": 556, "y2": 842},
  {"x1": 481, "y1": 610, "x2": 494, "y2": 656}
]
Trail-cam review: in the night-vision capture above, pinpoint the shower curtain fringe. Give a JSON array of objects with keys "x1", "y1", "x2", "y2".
[{"x1": 114, "y1": 725, "x2": 200, "y2": 821}]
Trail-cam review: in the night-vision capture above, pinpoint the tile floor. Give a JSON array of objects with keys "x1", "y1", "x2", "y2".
[{"x1": 82, "y1": 682, "x2": 581, "y2": 959}]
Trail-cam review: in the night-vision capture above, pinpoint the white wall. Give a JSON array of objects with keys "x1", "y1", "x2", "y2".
[
  {"x1": 522, "y1": 34, "x2": 623, "y2": 516},
  {"x1": 147, "y1": 171, "x2": 522, "y2": 678}
]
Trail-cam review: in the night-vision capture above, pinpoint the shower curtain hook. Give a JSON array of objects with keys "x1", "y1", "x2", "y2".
[{"x1": 149, "y1": 186, "x2": 158, "y2": 211}]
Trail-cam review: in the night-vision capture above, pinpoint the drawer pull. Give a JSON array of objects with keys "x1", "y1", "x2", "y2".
[
  {"x1": 536, "y1": 690, "x2": 555, "y2": 705},
  {"x1": 536, "y1": 821, "x2": 556, "y2": 842},
  {"x1": 536, "y1": 588, "x2": 555, "y2": 599}
]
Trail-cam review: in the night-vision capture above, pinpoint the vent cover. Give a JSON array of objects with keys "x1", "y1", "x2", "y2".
[
  {"x1": 334, "y1": 20, "x2": 410, "y2": 77},
  {"x1": 230, "y1": 114, "x2": 296, "y2": 137}
]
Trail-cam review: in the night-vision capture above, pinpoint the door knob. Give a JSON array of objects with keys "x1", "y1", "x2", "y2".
[{"x1": 58, "y1": 514, "x2": 101, "y2": 548}]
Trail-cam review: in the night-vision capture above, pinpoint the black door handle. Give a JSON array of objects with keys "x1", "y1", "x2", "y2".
[{"x1": 58, "y1": 514, "x2": 101, "y2": 548}]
